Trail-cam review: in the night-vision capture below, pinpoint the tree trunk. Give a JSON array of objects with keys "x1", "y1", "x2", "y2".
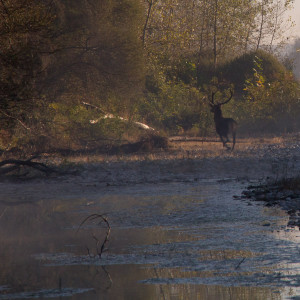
[{"x1": 213, "y1": 0, "x2": 218, "y2": 69}]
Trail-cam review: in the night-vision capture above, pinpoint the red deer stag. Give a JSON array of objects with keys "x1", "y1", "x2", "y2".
[{"x1": 209, "y1": 90, "x2": 237, "y2": 151}]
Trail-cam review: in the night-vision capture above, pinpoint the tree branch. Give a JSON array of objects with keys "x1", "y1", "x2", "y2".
[{"x1": 0, "y1": 109, "x2": 31, "y2": 131}]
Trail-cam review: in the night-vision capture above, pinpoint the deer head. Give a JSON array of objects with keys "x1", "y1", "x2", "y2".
[
  {"x1": 208, "y1": 89, "x2": 233, "y2": 118},
  {"x1": 209, "y1": 89, "x2": 233, "y2": 109}
]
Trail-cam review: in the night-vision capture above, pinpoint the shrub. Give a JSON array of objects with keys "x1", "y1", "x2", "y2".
[
  {"x1": 140, "y1": 81, "x2": 212, "y2": 135},
  {"x1": 221, "y1": 50, "x2": 288, "y2": 94}
]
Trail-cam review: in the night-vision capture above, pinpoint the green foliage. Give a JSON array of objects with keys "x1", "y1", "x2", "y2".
[
  {"x1": 48, "y1": 102, "x2": 129, "y2": 149},
  {"x1": 243, "y1": 55, "x2": 266, "y2": 99},
  {"x1": 0, "y1": 0, "x2": 146, "y2": 153},
  {"x1": 46, "y1": 0, "x2": 145, "y2": 112},
  {"x1": 141, "y1": 47, "x2": 300, "y2": 138},
  {"x1": 166, "y1": 60, "x2": 197, "y2": 85},
  {"x1": 236, "y1": 68, "x2": 300, "y2": 135},
  {"x1": 140, "y1": 80, "x2": 212, "y2": 135},
  {"x1": 221, "y1": 50, "x2": 288, "y2": 93},
  {"x1": 0, "y1": 0, "x2": 299, "y2": 154}
]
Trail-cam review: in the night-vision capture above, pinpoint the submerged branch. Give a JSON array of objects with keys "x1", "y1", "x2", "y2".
[{"x1": 77, "y1": 213, "x2": 111, "y2": 259}]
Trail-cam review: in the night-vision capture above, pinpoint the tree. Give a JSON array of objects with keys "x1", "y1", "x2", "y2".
[
  {"x1": 0, "y1": 0, "x2": 55, "y2": 130},
  {"x1": 285, "y1": 37, "x2": 300, "y2": 79},
  {"x1": 143, "y1": 0, "x2": 294, "y2": 66},
  {"x1": 44, "y1": 0, "x2": 145, "y2": 113},
  {"x1": 142, "y1": 0, "x2": 158, "y2": 47},
  {"x1": 0, "y1": 0, "x2": 146, "y2": 151},
  {"x1": 254, "y1": 0, "x2": 294, "y2": 52}
]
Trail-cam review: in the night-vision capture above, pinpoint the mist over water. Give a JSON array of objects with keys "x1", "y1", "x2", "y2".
[{"x1": 0, "y1": 174, "x2": 300, "y2": 299}]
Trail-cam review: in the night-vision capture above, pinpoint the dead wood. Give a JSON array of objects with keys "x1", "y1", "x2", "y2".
[
  {"x1": 77, "y1": 214, "x2": 111, "y2": 259},
  {"x1": 0, "y1": 157, "x2": 63, "y2": 177},
  {"x1": 82, "y1": 101, "x2": 156, "y2": 131}
]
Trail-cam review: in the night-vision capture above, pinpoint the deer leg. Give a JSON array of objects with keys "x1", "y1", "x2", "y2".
[
  {"x1": 219, "y1": 135, "x2": 225, "y2": 147},
  {"x1": 231, "y1": 131, "x2": 236, "y2": 151},
  {"x1": 221, "y1": 135, "x2": 231, "y2": 151},
  {"x1": 219, "y1": 135, "x2": 230, "y2": 149}
]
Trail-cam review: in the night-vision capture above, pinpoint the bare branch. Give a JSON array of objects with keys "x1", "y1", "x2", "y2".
[
  {"x1": 77, "y1": 214, "x2": 111, "y2": 259},
  {"x1": 0, "y1": 109, "x2": 31, "y2": 131},
  {"x1": 82, "y1": 101, "x2": 106, "y2": 114}
]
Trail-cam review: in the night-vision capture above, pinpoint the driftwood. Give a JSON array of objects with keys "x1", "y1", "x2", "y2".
[
  {"x1": 0, "y1": 157, "x2": 60, "y2": 177},
  {"x1": 82, "y1": 101, "x2": 156, "y2": 131}
]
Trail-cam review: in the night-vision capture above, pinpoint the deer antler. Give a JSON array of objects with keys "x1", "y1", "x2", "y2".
[
  {"x1": 208, "y1": 89, "x2": 234, "y2": 106},
  {"x1": 210, "y1": 91, "x2": 217, "y2": 105},
  {"x1": 218, "y1": 89, "x2": 233, "y2": 106}
]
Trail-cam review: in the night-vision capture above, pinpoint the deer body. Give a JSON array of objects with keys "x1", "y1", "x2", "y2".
[{"x1": 209, "y1": 90, "x2": 237, "y2": 151}]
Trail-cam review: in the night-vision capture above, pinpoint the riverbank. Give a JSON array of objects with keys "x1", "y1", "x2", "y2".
[
  {"x1": 1, "y1": 134, "x2": 300, "y2": 207},
  {"x1": 239, "y1": 178, "x2": 300, "y2": 227},
  {"x1": 1, "y1": 134, "x2": 300, "y2": 184}
]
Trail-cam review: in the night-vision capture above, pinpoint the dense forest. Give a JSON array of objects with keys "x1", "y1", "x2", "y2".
[{"x1": 0, "y1": 0, "x2": 299, "y2": 154}]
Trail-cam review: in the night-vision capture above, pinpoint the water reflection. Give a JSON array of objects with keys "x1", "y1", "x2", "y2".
[{"x1": 0, "y1": 180, "x2": 299, "y2": 299}]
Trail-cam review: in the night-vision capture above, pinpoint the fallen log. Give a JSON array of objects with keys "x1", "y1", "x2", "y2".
[
  {"x1": 0, "y1": 157, "x2": 60, "y2": 177},
  {"x1": 82, "y1": 101, "x2": 156, "y2": 131}
]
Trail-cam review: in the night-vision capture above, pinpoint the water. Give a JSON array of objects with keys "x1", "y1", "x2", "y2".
[{"x1": 0, "y1": 178, "x2": 300, "y2": 299}]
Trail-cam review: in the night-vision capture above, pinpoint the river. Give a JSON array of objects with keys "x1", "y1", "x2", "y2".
[
  {"x1": 0, "y1": 173, "x2": 300, "y2": 299},
  {"x1": 1, "y1": 137, "x2": 300, "y2": 299}
]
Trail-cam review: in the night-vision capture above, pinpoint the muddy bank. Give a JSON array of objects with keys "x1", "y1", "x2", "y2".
[
  {"x1": 1, "y1": 135, "x2": 300, "y2": 190},
  {"x1": 239, "y1": 180, "x2": 300, "y2": 228},
  {"x1": 1, "y1": 135, "x2": 299, "y2": 209},
  {"x1": 60, "y1": 134, "x2": 300, "y2": 185}
]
